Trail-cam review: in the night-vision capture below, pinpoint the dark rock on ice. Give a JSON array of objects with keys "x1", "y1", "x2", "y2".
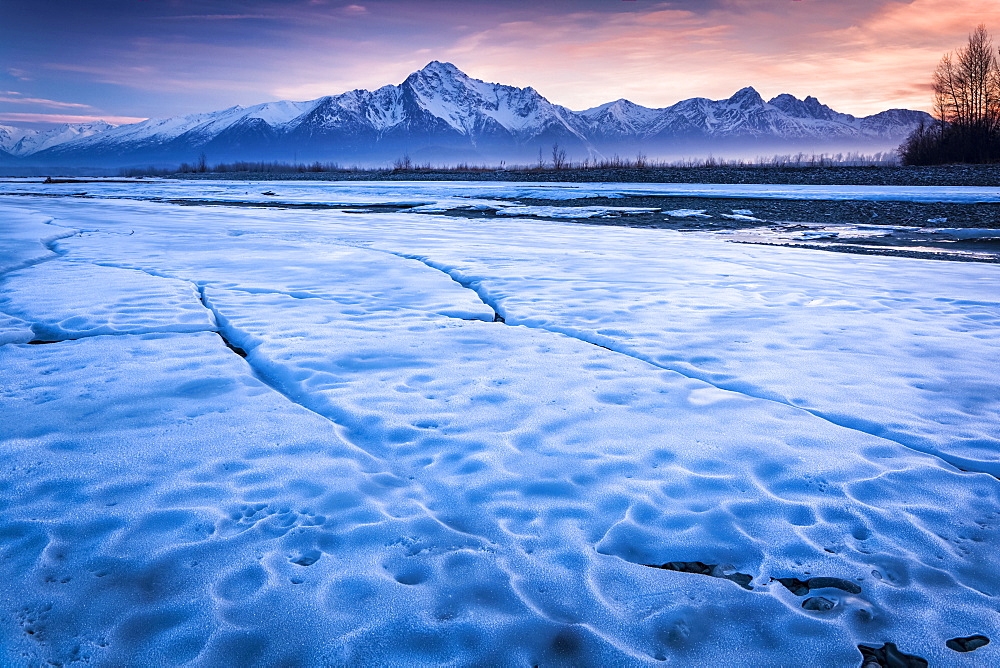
[
  {"x1": 801, "y1": 596, "x2": 836, "y2": 612},
  {"x1": 857, "y1": 642, "x2": 928, "y2": 668},
  {"x1": 775, "y1": 576, "x2": 861, "y2": 596},
  {"x1": 946, "y1": 635, "x2": 990, "y2": 652},
  {"x1": 645, "y1": 561, "x2": 754, "y2": 590}
]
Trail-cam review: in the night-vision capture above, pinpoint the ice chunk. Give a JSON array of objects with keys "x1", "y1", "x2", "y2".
[
  {"x1": 665, "y1": 209, "x2": 712, "y2": 218},
  {"x1": 721, "y1": 213, "x2": 765, "y2": 222}
]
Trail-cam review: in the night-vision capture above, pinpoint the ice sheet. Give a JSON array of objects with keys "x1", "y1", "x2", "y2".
[{"x1": 1, "y1": 187, "x2": 998, "y2": 666}]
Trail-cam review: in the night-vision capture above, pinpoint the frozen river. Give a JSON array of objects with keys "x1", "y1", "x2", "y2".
[{"x1": 0, "y1": 180, "x2": 997, "y2": 666}]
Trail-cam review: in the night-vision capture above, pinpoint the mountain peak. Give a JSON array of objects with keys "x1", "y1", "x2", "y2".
[
  {"x1": 415, "y1": 61, "x2": 465, "y2": 78},
  {"x1": 728, "y1": 86, "x2": 764, "y2": 108},
  {"x1": 767, "y1": 93, "x2": 842, "y2": 121},
  {"x1": 404, "y1": 61, "x2": 477, "y2": 92},
  {"x1": 609, "y1": 98, "x2": 639, "y2": 108},
  {"x1": 768, "y1": 93, "x2": 797, "y2": 103}
]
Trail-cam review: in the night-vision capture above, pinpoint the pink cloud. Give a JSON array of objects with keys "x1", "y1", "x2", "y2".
[
  {"x1": 426, "y1": 0, "x2": 1000, "y2": 115},
  {"x1": 0, "y1": 96, "x2": 92, "y2": 109},
  {"x1": 18, "y1": 0, "x2": 1000, "y2": 121},
  {"x1": 6, "y1": 68, "x2": 31, "y2": 82}
]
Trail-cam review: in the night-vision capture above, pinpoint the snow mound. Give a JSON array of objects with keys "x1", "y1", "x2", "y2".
[
  {"x1": 0, "y1": 312, "x2": 33, "y2": 345},
  {"x1": 0, "y1": 261, "x2": 217, "y2": 340}
]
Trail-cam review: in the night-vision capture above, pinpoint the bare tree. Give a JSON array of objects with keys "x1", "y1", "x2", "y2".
[
  {"x1": 934, "y1": 25, "x2": 1000, "y2": 130},
  {"x1": 551, "y1": 142, "x2": 568, "y2": 169},
  {"x1": 392, "y1": 153, "x2": 413, "y2": 170},
  {"x1": 903, "y1": 25, "x2": 1000, "y2": 164}
]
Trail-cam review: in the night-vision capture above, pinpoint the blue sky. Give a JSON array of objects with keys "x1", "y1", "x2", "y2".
[{"x1": 2, "y1": 0, "x2": 998, "y2": 128}]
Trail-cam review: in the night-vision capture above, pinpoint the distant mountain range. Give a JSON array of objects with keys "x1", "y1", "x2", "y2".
[
  {"x1": 0, "y1": 62, "x2": 932, "y2": 168},
  {"x1": 0, "y1": 121, "x2": 115, "y2": 158}
]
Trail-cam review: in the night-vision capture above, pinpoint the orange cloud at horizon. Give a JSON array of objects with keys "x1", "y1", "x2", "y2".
[
  {"x1": 12, "y1": 0, "x2": 1000, "y2": 124},
  {"x1": 412, "y1": 0, "x2": 1000, "y2": 116}
]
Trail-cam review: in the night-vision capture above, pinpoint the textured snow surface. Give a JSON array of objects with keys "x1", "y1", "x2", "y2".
[
  {"x1": 1, "y1": 184, "x2": 998, "y2": 666},
  {"x1": 0, "y1": 311, "x2": 33, "y2": 345}
]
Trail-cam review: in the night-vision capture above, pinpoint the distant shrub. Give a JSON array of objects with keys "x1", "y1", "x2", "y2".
[{"x1": 119, "y1": 151, "x2": 901, "y2": 178}]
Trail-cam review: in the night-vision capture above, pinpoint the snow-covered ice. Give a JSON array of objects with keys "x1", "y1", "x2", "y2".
[
  {"x1": 495, "y1": 205, "x2": 660, "y2": 218},
  {"x1": 1, "y1": 182, "x2": 998, "y2": 666},
  {"x1": 406, "y1": 201, "x2": 660, "y2": 219},
  {"x1": 4, "y1": 177, "x2": 1000, "y2": 205}
]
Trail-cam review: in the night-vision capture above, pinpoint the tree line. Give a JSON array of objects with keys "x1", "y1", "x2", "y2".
[{"x1": 901, "y1": 25, "x2": 1000, "y2": 165}]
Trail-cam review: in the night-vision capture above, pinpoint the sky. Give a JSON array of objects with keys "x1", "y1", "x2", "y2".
[{"x1": 2, "y1": 0, "x2": 1000, "y2": 129}]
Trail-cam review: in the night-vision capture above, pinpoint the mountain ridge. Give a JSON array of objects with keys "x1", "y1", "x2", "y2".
[{"x1": 4, "y1": 61, "x2": 931, "y2": 167}]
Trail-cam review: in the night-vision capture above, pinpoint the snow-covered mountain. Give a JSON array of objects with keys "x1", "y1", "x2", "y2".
[
  {"x1": 0, "y1": 121, "x2": 116, "y2": 157},
  {"x1": 0, "y1": 125, "x2": 32, "y2": 152},
  {"x1": 9, "y1": 62, "x2": 932, "y2": 167},
  {"x1": 580, "y1": 86, "x2": 931, "y2": 154}
]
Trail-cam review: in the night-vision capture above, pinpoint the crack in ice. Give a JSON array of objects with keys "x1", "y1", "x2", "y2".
[
  {"x1": 363, "y1": 248, "x2": 992, "y2": 478},
  {"x1": 15, "y1": 213, "x2": 990, "y2": 478},
  {"x1": 368, "y1": 249, "x2": 507, "y2": 323},
  {"x1": 0, "y1": 218, "x2": 80, "y2": 279}
]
